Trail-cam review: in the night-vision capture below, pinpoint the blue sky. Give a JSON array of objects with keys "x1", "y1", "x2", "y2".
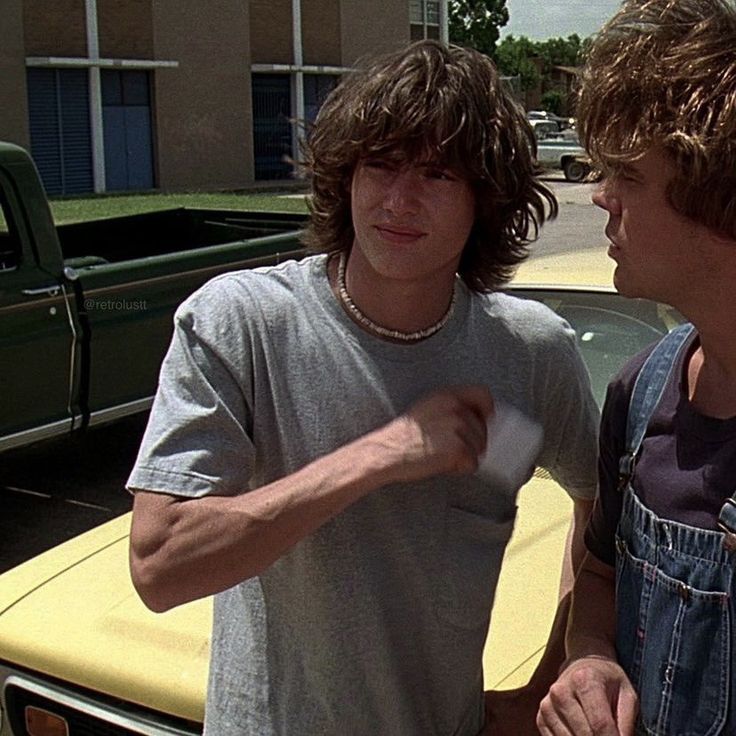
[{"x1": 501, "y1": 0, "x2": 622, "y2": 40}]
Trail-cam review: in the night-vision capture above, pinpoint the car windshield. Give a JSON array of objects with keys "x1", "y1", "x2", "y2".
[{"x1": 511, "y1": 287, "x2": 684, "y2": 407}]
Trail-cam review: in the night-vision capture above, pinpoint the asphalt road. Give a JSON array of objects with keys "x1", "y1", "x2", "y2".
[
  {"x1": 533, "y1": 176, "x2": 609, "y2": 258},
  {"x1": 0, "y1": 178, "x2": 609, "y2": 574},
  {"x1": 1, "y1": 415, "x2": 144, "y2": 572}
]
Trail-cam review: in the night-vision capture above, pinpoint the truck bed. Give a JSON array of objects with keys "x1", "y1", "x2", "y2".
[{"x1": 57, "y1": 208, "x2": 308, "y2": 263}]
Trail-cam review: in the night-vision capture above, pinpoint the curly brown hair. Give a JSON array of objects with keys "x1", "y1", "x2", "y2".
[
  {"x1": 578, "y1": 0, "x2": 736, "y2": 238},
  {"x1": 300, "y1": 40, "x2": 557, "y2": 292}
]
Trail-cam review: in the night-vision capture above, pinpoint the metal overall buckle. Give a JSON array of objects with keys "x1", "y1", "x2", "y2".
[
  {"x1": 717, "y1": 498, "x2": 736, "y2": 552},
  {"x1": 617, "y1": 453, "x2": 636, "y2": 491}
]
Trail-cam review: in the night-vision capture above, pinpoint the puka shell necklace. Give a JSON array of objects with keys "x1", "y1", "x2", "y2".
[{"x1": 336, "y1": 252, "x2": 456, "y2": 342}]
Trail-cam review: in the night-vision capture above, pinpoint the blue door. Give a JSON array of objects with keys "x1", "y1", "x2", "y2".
[{"x1": 102, "y1": 70, "x2": 154, "y2": 191}]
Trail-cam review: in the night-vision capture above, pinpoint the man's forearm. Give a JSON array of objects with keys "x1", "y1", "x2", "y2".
[
  {"x1": 537, "y1": 553, "x2": 637, "y2": 736},
  {"x1": 129, "y1": 385, "x2": 494, "y2": 612},
  {"x1": 129, "y1": 431, "x2": 397, "y2": 612},
  {"x1": 565, "y1": 552, "x2": 617, "y2": 663},
  {"x1": 558, "y1": 497, "x2": 594, "y2": 598}
]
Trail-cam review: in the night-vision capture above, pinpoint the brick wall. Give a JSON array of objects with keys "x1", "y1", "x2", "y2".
[
  {"x1": 340, "y1": 0, "x2": 409, "y2": 65},
  {"x1": 98, "y1": 0, "x2": 154, "y2": 59},
  {"x1": 24, "y1": 0, "x2": 87, "y2": 57},
  {"x1": 250, "y1": 0, "x2": 292, "y2": 64},
  {"x1": 302, "y1": 0, "x2": 341, "y2": 66},
  {"x1": 152, "y1": 0, "x2": 253, "y2": 189},
  {"x1": 0, "y1": 0, "x2": 29, "y2": 147}
]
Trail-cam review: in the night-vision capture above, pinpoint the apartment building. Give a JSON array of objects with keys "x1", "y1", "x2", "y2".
[{"x1": 0, "y1": 1, "x2": 448, "y2": 195}]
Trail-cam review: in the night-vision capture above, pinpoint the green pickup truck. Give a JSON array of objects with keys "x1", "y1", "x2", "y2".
[{"x1": 0, "y1": 142, "x2": 306, "y2": 453}]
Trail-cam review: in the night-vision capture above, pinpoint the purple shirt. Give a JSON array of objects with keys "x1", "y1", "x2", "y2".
[{"x1": 586, "y1": 333, "x2": 736, "y2": 566}]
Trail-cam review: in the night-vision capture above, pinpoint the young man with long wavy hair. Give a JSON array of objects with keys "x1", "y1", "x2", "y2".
[{"x1": 127, "y1": 40, "x2": 598, "y2": 736}]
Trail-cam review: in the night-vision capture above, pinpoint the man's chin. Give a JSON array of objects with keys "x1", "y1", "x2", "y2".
[{"x1": 611, "y1": 268, "x2": 640, "y2": 298}]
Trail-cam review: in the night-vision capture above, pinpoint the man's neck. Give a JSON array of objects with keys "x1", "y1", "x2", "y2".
[
  {"x1": 687, "y1": 321, "x2": 736, "y2": 418},
  {"x1": 328, "y1": 251, "x2": 458, "y2": 337}
]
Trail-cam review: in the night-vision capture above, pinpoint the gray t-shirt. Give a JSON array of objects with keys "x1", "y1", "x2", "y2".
[{"x1": 128, "y1": 255, "x2": 598, "y2": 736}]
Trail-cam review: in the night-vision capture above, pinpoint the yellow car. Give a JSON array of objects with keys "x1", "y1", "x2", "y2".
[{"x1": 0, "y1": 250, "x2": 683, "y2": 736}]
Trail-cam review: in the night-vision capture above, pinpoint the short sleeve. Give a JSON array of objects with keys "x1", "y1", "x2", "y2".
[
  {"x1": 536, "y1": 321, "x2": 600, "y2": 501},
  {"x1": 585, "y1": 348, "x2": 651, "y2": 565},
  {"x1": 126, "y1": 277, "x2": 256, "y2": 498}
]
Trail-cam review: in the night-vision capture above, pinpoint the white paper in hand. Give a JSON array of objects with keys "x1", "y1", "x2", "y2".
[{"x1": 476, "y1": 402, "x2": 543, "y2": 490}]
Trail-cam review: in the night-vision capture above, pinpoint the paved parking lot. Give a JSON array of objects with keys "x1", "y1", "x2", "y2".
[{"x1": 1, "y1": 414, "x2": 145, "y2": 572}]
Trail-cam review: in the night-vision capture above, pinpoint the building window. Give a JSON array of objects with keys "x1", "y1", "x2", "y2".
[
  {"x1": 410, "y1": 0, "x2": 440, "y2": 40},
  {"x1": 252, "y1": 73, "x2": 340, "y2": 181},
  {"x1": 252, "y1": 74, "x2": 292, "y2": 180},
  {"x1": 27, "y1": 68, "x2": 94, "y2": 196},
  {"x1": 304, "y1": 74, "x2": 339, "y2": 124}
]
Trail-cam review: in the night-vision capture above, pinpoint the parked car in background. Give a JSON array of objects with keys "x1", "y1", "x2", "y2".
[
  {"x1": 536, "y1": 134, "x2": 591, "y2": 182},
  {"x1": 529, "y1": 119, "x2": 561, "y2": 140},
  {"x1": 527, "y1": 110, "x2": 574, "y2": 129},
  {"x1": 0, "y1": 248, "x2": 683, "y2": 735},
  {"x1": 526, "y1": 115, "x2": 590, "y2": 182}
]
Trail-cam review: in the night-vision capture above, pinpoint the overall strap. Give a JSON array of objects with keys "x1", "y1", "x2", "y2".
[{"x1": 618, "y1": 323, "x2": 695, "y2": 489}]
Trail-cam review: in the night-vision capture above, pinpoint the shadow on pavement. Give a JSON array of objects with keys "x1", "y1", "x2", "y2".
[{"x1": 1, "y1": 413, "x2": 148, "y2": 573}]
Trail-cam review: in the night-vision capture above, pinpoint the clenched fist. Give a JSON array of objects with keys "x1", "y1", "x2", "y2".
[{"x1": 365, "y1": 385, "x2": 494, "y2": 485}]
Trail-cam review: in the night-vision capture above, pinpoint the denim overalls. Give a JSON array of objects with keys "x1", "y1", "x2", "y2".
[{"x1": 615, "y1": 323, "x2": 736, "y2": 736}]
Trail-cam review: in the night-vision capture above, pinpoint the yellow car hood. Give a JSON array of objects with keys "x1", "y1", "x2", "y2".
[
  {"x1": 0, "y1": 474, "x2": 572, "y2": 724},
  {"x1": 484, "y1": 473, "x2": 573, "y2": 689},
  {"x1": 514, "y1": 247, "x2": 615, "y2": 289},
  {"x1": 0, "y1": 513, "x2": 210, "y2": 723},
  {"x1": 486, "y1": 249, "x2": 611, "y2": 685}
]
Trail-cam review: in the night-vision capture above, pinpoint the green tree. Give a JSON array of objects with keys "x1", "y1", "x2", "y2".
[
  {"x1": 541, "y1": 90, "x2": 564, "y2": 115},
  {"x1": 494, "y1": 33, "x2": 588, "y2": 103},
  {"x1": 534, "y1": 34, "x2": 584, "y2": 72},
  {"x1": 495, "y1": 34, "x2": 541, "y2": 91},
  {"x1": 448, "y1": 0, "x2": 509, "y2": 57}
]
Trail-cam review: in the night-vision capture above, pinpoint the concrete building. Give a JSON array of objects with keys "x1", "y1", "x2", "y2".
[{"x1": 0, "y1": 1, "x2": 448, "y2": 195}]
